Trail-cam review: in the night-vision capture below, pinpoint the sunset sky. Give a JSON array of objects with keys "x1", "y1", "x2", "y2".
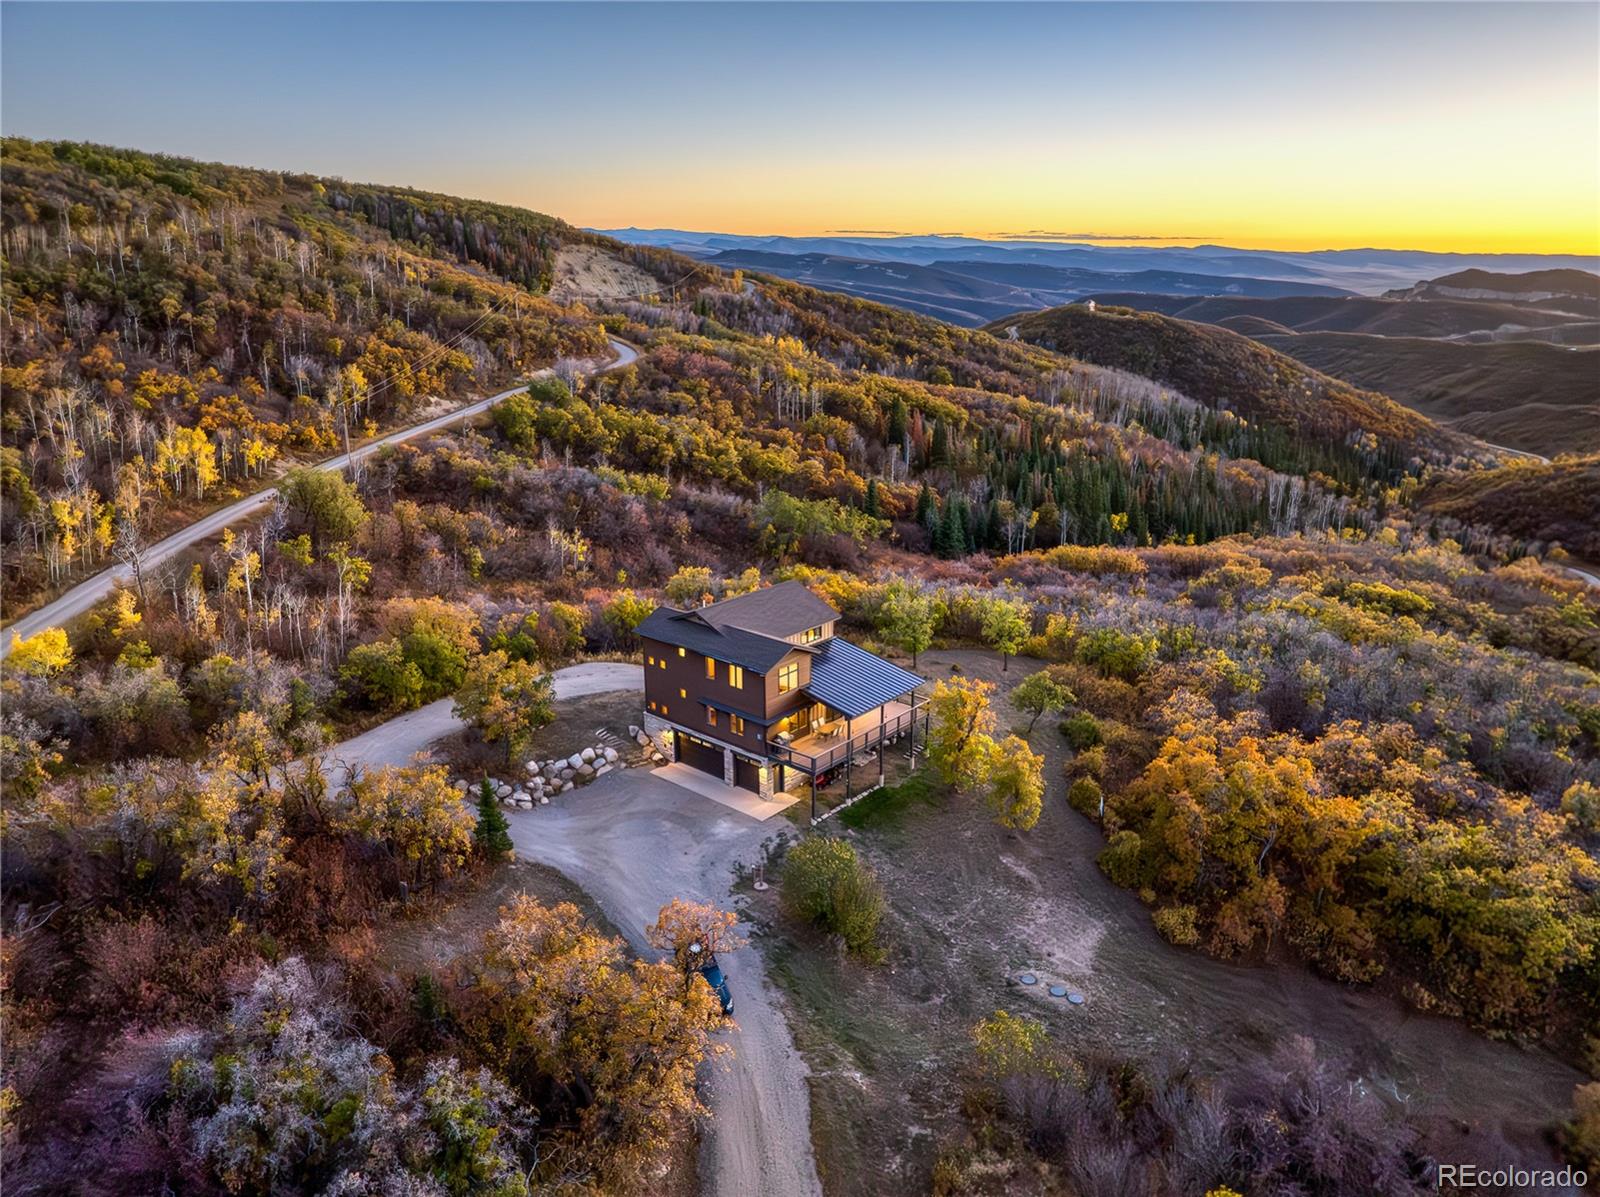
[{"x1": 3, "y1": 1, "x2": 1597, "y2": 254}]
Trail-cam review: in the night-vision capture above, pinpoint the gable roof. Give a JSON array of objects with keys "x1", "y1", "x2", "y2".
[
  {"x1": 637, "y1": 581, "x2": 839, "y2": 674},
  {"x1": 688, "y1": 580, "x2": 838, "y2": 639},
  {"x1": 638, "y1": 608, "x2": 798, "y2": 673},
  {"x1": 804, "y1": 637, "x2": 925, "y2": 719}
]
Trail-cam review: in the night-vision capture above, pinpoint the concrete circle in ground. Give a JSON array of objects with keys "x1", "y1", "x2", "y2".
[
  {"x1": 1067, "y1": 992, "x2": 1085, "y2": 1005},
  {"x1": 1019, "y1": 972, "x2": 1038, "y2": 986},
  {"x1": 1048, "y1": 984, "x2": 1068, "y2": 998}
]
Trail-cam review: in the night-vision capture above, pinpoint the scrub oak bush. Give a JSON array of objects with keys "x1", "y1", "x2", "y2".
[{"x1": 780, "y1": 836, "x2": 886, "y2": 961}]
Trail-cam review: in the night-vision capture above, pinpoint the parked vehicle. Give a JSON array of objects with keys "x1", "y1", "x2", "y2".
[{"x1": 689, "y1": 941, "x2": 734, "y2": 1015}]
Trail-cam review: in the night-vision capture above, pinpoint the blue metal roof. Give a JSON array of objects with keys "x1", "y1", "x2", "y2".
[{"x1": 804, "y1": 638, "x2": 924, "y2": 719}]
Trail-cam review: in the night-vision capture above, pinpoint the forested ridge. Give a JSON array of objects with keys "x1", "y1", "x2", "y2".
[{"x1": 3, "y1": 141, "x2": 1599, "y2": 1193}]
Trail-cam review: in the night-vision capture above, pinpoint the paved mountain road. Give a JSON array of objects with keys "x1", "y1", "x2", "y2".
[{"x1": 1, "y1": 339, "x2": 639, "y2": 652}]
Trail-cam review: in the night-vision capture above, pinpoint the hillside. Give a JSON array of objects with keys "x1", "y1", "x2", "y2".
[
  {"x1": 0, "y1": 139, "x2": 699, "y2": 610},
  {"x1": 1071, "y1": 290, "x2": 1600, "y2": 456},
  {"x1": 1253, "y1": 332, "x2": 1600, "y2": 454},
  {"x1": 1387, "y1": 267, "x2": 1600, "y2": 311},
  {"x1": 1080, "y1": 291, "x2": 1593, "y2": 339},
  {"x1": 988, "y1": 303, "x2": 1477, "y2": 465},
  {"x1": 4, "y1": 142, "x2": 1600, "y2": 1196},
  {"x1": 1420, "y1": 454, "x2": 1600, "y2": 559}
]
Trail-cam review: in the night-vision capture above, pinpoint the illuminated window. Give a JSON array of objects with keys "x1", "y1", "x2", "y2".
[
  {"x1": 778, "y1": 662, "x2": 799, "y2": 692},
  {"x1": 678, "y1": 647, "x2": 686, "y2": 658},
  {"x1": 659, "y1": 659, "x2": 666, "y2": 670},
  {"x1": 730, "y1": 714, "x2": 746, "y2": 735},
  {"x1": 647, "y1": 700, "x2": 656, "y2": 712},
  {"x1": 708, "y1": 709, "x2": 718, "y2": 727},
  {"x1": 728, "y1": 665, "x2": 744, "y2": 689},
  {"x1": 647, "y1": 655, "x2": 655, "y2": 666},
  {"x1": 705, "y1": 657, "x2": 716, "y2": 680},
  {"x1": 801, "y1": 625, "x2": 825, "y2": 643},
  {"x1": 679, "y1": 688, "x2": 687, "y2": 699},
  {"x1": 661, "y1": 704, "x2": 668, "y2": 716}
]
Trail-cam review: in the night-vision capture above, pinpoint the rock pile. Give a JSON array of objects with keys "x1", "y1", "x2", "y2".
[{"x1": 453, "y1": 737, "x2": 648, "y2": 810}]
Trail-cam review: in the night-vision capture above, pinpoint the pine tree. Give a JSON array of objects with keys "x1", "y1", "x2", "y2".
[
  {"x1": 887, "y1": 396, "x2": 909, "y2": 448},
  {"x1": 930, "y1": 419, "x2": 950, "y2": 469},
  {"x1": 864, "y1": 477, "x2": 882, "y2": 518},
  {"x1": 475, "y1": 778, "x2": 514, "y2": 859},
  {"x1": 915, "y1": 482, "x2": 936, "y2": 529}
]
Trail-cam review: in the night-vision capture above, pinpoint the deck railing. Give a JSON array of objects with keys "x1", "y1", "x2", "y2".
[{"x1": 768, "y1": 706, "x2": 917, "y2": 774}]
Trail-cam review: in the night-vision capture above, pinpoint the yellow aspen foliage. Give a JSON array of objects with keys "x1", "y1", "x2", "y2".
[{"x1": 6, "y1": 627, "x2": 73, "y2": 676}]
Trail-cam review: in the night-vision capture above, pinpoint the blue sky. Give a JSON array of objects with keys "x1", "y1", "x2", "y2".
[{"x1": 4, "y1": 2, "x2": 1596, "y2": 251}]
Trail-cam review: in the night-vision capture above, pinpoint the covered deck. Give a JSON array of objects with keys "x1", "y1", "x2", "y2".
[{"x1": 764, "y1": 638, "x2": 927, "y2": 823}]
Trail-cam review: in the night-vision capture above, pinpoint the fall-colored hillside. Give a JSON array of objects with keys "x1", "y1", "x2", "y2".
[
  {"x1": 1420, "y1": 454, "x2": 1600, "y2": 560},
  {"x1": 990, "y1": 303, "x2": 1480, "y2": 465}
]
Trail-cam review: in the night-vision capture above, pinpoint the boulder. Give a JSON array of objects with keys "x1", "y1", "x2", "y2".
[
  {"x1": 543, "y1": 763, "x2": 561, "y2": 780},
  {"x1": 602, "y1": 746, "x2": 618, "y2": 762},
  {"x1": 516, "y1": 797, "x2": 534, "y2": 809},
  {"x1": 635, "y1": 730, "x2": 651, "y2": 746},
  {"x1": 580, "y1": 747, "x2": 597, "y2": 764},
  {"x1": 628, "y1": 725, "x2": 640, "y2": 739},
  {"x1": 560, "y1": 767, "x2": 575, "y2": 782},
  {"x1": 495, "y1": 782, "x2": 512, "y2": 798},
  {"x1": 577, "y1": 762, "x2": 595, "y2": 778},
  {"x1": 595, "y1": 763, "x2": 612, "y2": 776},
  {"x1": 567, "y1": 752, "x2": 585, "y2": 770},
  {"x1": 539, "y1": 795, "x2": 550, "y2": 805},
  {"x1": 560, "y1": 781, "x2": 574, "y2": 793}
]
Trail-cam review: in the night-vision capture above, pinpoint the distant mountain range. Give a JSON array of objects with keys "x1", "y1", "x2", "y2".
[
  {"x1": 599, "y1": 230, "x2": 1598, "y2": 456},
  {"x1": 596, "y1": 228, "x2": 1600, "y2": 317}
]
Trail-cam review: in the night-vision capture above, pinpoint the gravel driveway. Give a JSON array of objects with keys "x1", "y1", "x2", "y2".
[
  {"x1": 328, "y1": 661, "x2": 645, "y2": 774},
  {"x1": 507, "y1": 771, "x2": 822, "y2": 1197},
  {"x1": 327, "y1": 661, "x2": 822, "y2": 1196}
]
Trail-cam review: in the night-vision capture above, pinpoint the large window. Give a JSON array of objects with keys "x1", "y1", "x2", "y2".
[
  {"x1": 705, "y1": 657, "x2": 716, "y2": 680},
  {"x1": 729, "y1": 713, "x2": 746, "y2": 735},
  {"x1": 801, "y1": 625, "x2": 826, "y2": 644},
  {"x1": 778, "y1": 662, "x2": 799, "y2": 692},
  {"x1": 728, "y1": 664, "x2": 745, "y2": 690}
]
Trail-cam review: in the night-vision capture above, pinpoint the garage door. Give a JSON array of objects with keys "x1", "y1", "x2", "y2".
[
  {"x1": 675, "y1": 733, "x2": 724, "y2": 779},
  {"x1": 734, "y1": 756, "x2": 762, "y2": 793}
]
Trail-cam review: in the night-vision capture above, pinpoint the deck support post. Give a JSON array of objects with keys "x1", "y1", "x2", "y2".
[
  {"x1": 908, "y1": 688, "x2": 918, "y2": 766},
  {"x1": 810, "y1": 772, "x2": 817, "y2": 824},
  {"x1": 879, "y1": 704, "x2": 887, "y2": 785},
  {"x1": 844, "y1": 716, "x2": 853, "y2": 803}
]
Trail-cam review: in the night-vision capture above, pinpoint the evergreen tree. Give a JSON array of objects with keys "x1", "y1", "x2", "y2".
[
  {"x1": 887, "y1": 396, "x2": 909, "y2": 448},
  {"x1": 915, "y1": 482, "x2": 936, "y2": 529},
  {"x1": 930, "y1": 419, "x2": 950, "y2": 469},
  {"x1": 475, "y1": 778, "x2": 514, "y2": 858},
  {"x1": 864, "y1": 477, "x2": 882, "y2": 518}
]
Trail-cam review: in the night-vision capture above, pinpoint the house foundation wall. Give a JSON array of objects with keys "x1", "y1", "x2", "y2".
[{"x1": 642, "y1": 712, "x2": 676, "y2": 762}]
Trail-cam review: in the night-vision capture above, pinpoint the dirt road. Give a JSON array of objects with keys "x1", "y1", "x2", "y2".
[
  {"x1": 327, "y1": 660, "x2": 644, "y2": 774},
  {"x1": 507, "y1": 773, "x2": 822, "y2": 1197},
  {"x1": 327, "y1": 662, "x2": 822, "y2": 1197},
  {"x1": 1, "y1": 339, "x2": 640, "y2": 650}
]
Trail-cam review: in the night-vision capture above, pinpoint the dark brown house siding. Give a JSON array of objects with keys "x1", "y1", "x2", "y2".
[{"x1": 642, "y1": 636, "x2": 768, "y2": 752}]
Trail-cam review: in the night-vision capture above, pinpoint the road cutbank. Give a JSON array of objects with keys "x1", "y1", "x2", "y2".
[{"x1": 1, "y1": 338, "x2": 639, "y2": 650}]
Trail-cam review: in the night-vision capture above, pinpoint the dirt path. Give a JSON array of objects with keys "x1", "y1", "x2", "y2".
[{"x1": 504, "y1": 772, "x2": 823, "y2": 1197}]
